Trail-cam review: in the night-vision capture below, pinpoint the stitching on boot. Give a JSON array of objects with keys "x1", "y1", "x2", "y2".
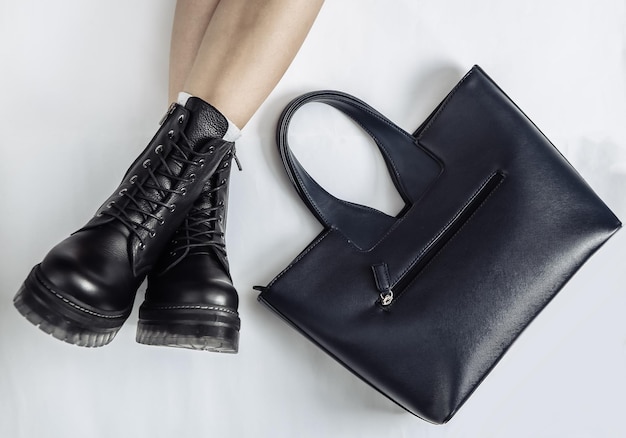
[
  {"x1": 35, "y1": 270, "x2": 128, "y2": 319},
  {"x1": 147, "y1": 304, "x2": 239, "y2": 316}
]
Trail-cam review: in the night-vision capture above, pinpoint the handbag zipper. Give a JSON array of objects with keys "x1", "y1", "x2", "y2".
[{"x1": 373, "y1": 171, "x2": 505, "y2": 307}]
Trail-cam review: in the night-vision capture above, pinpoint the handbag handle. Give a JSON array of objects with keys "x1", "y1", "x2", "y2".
[{"x1": 276, "y1": 90, "x2": 441, "y2": 249}]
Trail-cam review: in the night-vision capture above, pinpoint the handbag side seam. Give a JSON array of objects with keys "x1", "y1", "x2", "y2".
[
  {"x1": 265, "y1": 228, "x2": 333, "y2": 289},
  {"x1": 416, "y1": 67, "x2": 477, "y2": 139}
]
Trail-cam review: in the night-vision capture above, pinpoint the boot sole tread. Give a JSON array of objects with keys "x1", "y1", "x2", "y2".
[
  {"x1": 13, "y1": 266, "x2": 128, "y2": 347},
  {"x1": 137, "y1": 306, "x2": 240, "y2": 353}
]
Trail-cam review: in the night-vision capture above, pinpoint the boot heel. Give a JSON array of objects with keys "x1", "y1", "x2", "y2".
[
  {"x1": 13, "y1": 266, "x2": 127, "y2": 347},
  {"x1": 136, "y1": 306, "x2": 240, "y2": 353}
]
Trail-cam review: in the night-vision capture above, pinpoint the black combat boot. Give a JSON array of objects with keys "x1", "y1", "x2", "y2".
[
  {"x1": 136, "y1": 148, "x2": 241, "y2": 353},
  {"x1": 13, "y1": 97, "x2": 235, "y2": 347}
]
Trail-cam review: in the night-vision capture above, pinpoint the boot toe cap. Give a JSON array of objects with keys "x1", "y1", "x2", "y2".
[
  {"x1": 146, "y1": 253, "x2": 239, "y2": 310},
  {"x1": 39, "y1": 229, "x2": 138, "y2": 312}
]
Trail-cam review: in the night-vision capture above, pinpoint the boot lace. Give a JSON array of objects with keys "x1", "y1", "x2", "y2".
[
  {"x1": 100, "y1": 127, "x2": 210, "y2": 249},
  {"x1": 169, "y1": 151, "x2": 241, "y2": 258}
]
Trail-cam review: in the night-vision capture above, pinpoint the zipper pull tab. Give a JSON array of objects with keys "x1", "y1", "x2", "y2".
[
  {"x1": 372, "y1": 262, "x2": 393, "y2": 306},
  {"x1": 233, "y1": 150, "x2": 243, "y2": 171},
  {"x1": 159, "y1": 102, "x2": 177, "y2": 125}
]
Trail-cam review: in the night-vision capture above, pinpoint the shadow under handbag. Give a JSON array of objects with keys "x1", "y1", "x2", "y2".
[{"x1": 255, "y1": 66, "x2": 621, "y2": 424}]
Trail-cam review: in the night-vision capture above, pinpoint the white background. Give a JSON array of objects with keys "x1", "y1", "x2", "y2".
[{"x1": 1, "y1": 1, "x2": 625, "y2": 437}]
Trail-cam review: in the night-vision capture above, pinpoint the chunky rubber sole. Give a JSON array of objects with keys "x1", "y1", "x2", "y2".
[
  {"x1": 13, "y1": 266, "x2": 130, "y2": 347},
  {"x1": 136, "y1": 304, "x2": 240, "y2": 353}
]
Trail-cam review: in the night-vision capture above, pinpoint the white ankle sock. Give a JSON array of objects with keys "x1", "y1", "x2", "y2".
[{"x1": 177, "y1": 92, "x2": 241, "y2": 142}]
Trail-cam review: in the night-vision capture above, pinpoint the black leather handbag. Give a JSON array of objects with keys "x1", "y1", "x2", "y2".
[{"x1": 255, "y1": 66, "x2": 621, "y2": 424}]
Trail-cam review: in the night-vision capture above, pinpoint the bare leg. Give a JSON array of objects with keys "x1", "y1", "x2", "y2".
[
  {"x1": 168, "y1": 0, "x2": 220, "y2": 103},
  {"x1": 171, "y1": 0, "x2": 325, "y2": 128}
]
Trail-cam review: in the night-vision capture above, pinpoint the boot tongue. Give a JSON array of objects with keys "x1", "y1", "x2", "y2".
[{"x1": 183, "y1": 97, "x2": 229, "y2": 144}]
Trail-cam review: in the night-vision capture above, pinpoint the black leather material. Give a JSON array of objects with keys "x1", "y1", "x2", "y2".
[
  {"x1": 276, "y1": 92, "x2": 442, "y2": 250},
  {"x1": 138, "y1": 148, "x2": 240, "y2": 348},
  {"x1": 145, "y1": 254, "x2": 238, "y2": 309},
  {"x1": 143, "y1": 149, "x2": 239, "y2": 308},
  {"x1": 257, "y1": 66, "x2": 622, "y2": 423},
  {"x1": 20, "y1": 97, "x2": 233, "y2": 328}
]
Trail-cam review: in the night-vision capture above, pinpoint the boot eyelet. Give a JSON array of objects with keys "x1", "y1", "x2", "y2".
[
  {"x1": 169, "y1": 204, "x2": 176, "y2": 212},
  {"x1": 180, "y1": 187, "x2": 187, "y2": 196},
  {"x1": 143, "y1": 159, "x2": 151, "y2": 168},
  {"x1": 177, "y1": 115, "x2": 185, "y2": 124},
  {"x1": 223, "y1": 162, "x2": 230, "y2": 168},
  {"x1": 119, "y1": 188, "x2": 127, "y2": 196},
  {"x1": 168, "y1": 130, "x2": 175, "y2": 139},
  {"x1": 218, "y1": 201, "x2": 224, "y2": 206},
  {"x1": 209, "y1": 146, "x2": 215, "y2": 154},
  {"x1": 107, "y1": 201, "x2": 115, "y2": 208},
  {"x1": 170, "y1": 251, "x2": 176, "y2": 256},
  {"x1": 197, "y1": 159, "x2": 205, "y2": 168},
  {"x1": 188, "y1": 173, "x2": 196, "y2": 182},
  {"x1": 155, "y1": 145, "x2": 163, "y2": 154},
  {"x1": 220, "y1": 179, "x2": 226, "y2": 185},
  {"x1": 157, "y1": 218, "x2": 165, "y2": 225},
  {"x1": 139, "y1": 242, "x2": 146, "y2": 250},
  {"x1": 149, "y1": 231, "x2": 156, "y2": 238},
  {"x1": 129, "y1": 175, "x2": 138, "y2": 184}
]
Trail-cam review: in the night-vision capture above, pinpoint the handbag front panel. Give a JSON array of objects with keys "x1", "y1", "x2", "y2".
[{"x1": 259, "y1": 67, "x2": 621, "y2": 424}]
